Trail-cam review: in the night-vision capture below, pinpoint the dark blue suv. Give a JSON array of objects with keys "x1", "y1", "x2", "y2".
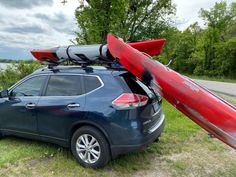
[{"x1": 0, "y1": 66, "x2": 165, "y2": 168}]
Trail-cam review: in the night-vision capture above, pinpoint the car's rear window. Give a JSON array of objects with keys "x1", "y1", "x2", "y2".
[
  {"x1": 45, "y1": 75, "x2": 82, "y2": 96},
  {"x1": 84, "y1": 76, "x2": 102, "y2": 93}
]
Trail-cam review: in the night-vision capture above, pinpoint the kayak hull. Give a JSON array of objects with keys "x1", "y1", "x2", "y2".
[{"x1": 107, "y1": 33, "x2": 236, "y2": 149}]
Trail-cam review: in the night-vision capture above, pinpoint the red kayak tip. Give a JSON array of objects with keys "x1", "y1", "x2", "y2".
[
  {"x1": 129, "y1": 38, "x2": 166, "y2": 56},
  {"x1": 31, "y1": 48, "x2": 59, "y2": 63}
]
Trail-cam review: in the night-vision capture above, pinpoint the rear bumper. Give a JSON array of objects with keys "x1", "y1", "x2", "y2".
[{"x1": 110, "y1": 113, "x2": 165, "y2": 158}]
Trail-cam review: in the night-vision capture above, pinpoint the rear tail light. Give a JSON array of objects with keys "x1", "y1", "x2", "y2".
[{"x1": 112, "y1": 93, "x2": 148, "y2": 109}]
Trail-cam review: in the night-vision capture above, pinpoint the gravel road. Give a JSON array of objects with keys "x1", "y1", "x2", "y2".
[{"x1": 195, "y1": 79, "x2": 236, "y2": 97}]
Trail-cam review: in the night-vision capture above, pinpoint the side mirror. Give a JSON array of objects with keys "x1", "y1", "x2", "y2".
[
  {"x1": 0, "y1": 90, "x2": 9, "y2": 98},
  {"x1": 9, "y1": 90, "x2": 16, "y2": 98}
]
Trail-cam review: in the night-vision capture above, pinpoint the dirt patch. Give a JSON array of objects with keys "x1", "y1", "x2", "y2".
[
  {"x1": 27, "y1": 157, "x2": 51, "y2": 167},
  {"x1": 132, "y1": 130, "x2": 236, "y2": 177},
  {"x1": 133, "y1": 157, "x2": 174, "y2": 177},
  {"x1": 0, "y1": 157, "x2": 52, "y2": 177}
]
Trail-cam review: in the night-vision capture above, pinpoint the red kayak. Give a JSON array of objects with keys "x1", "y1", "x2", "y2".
[{"x1": 107, "y1": 33, "x2": 236, "y2": 149}]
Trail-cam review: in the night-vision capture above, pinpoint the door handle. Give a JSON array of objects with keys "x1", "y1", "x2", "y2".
[
  {"x1": 26, "y1": 103, "x2": 36, "y2": 109},
  {"x1": 67, "y1": 103, "x2": 80, "y2": 110}
]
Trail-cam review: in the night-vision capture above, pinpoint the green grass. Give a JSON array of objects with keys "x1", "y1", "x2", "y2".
[
  {"x1": 0, "y1": 100, "x2": 236, "y2": 177},
  {"x1": 185, "y1": 75, "x2": 236, "y2": 83}
]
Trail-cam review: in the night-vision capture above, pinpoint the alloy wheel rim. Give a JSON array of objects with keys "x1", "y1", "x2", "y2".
[{"x1": 76, "y1": 134, "x2": 101, "y2": 164}]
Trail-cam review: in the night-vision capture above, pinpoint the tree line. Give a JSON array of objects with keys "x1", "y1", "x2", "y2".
[{"x1": 75, "y1": 0, "x2": 236, "y2": 79}]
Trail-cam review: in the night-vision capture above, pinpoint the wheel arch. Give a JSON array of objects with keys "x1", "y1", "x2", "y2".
[{"x1": 69, "y1": 120, "x2": 111, "y2": 148}]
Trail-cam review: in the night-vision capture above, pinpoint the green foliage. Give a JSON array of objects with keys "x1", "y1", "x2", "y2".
[
  {"x1": 172, "y1": 23, "x2": 201, "y2": 74},
  {"x1": 0, "y1": 59, "x2": 17, "y2": 63},
  {"x1": 0, "y1": 61, "x2": 41, "y2": 90},
  {"x1": 75, "y1": 0, "x2": 175, "y2": 43},
  {"x1": 0, "y1": 59, "x2": 37, "y2": 64},
  {"x1": 74, "y1": 1, "x2": 236, "y2": 79},
  {"x1": 169, "y1": 1, "x2": 236, "y2": 79}
]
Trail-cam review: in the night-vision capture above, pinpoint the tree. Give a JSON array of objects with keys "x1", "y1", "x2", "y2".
[
  {"x1": 75, "y1": 0, "x2": 175, "y2": 44},
  {"x1": 200, "y1": 1, "x2": 236, "y2": 39},
  {"x1": 160, "y1": 1, "x2": 236, "y2": 78},
  {"x1": 158, "y1": 26, "x2": 180, "y2": 64},
  {"x1": 73, "y1": 0, "x2": 236, "y2": 79},
  {"x1": 197, "y1": 1, "x2": 236, "y2": 76},
  {"x1": 171, "y1": 23, "x2": 201, "y2": 74}
]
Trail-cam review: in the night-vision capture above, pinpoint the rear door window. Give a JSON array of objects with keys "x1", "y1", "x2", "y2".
[{"x1": 45, "y1": 75, "x2": 82, "y2": 96}]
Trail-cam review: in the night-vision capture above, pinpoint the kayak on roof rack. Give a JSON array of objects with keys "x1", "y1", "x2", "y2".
[{"x1": 31, "y1": 39, "x2": 165, "y2": 66}]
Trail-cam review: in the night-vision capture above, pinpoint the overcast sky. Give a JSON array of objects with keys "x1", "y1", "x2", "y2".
[{"x1": 0, "y1": 0, "x2": 234, "y2": 60}]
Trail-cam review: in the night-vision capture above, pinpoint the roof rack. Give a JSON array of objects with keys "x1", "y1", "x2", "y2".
[
  {"x1": 48, "y1": 63, "x2": 58, "y2": 69},
  {"x1": 44, "y1": 59, "x2": 124, "y2": 73}
]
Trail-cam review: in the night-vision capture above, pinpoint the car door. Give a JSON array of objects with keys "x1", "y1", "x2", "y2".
[
  {"x1": 0, "y1": 75, "x2": 47, "y2": 135},
  {"x1": 36, "y1": 74, "x2": 86, "y2": 141}
]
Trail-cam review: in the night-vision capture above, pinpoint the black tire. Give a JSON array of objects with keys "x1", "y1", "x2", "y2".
[{"x1": 71, "y1": 126, "x2": 110, "y2": 168}]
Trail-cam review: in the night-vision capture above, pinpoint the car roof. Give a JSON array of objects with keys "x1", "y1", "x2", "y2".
[{"x1": 32, "y1": 65, "x2": 127, "y2": 76}]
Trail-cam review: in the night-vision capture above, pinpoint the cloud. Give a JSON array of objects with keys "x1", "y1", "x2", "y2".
[
  {"x1": 173, "y1": 0, "x2": 234, "y2": 30},
  {"x1": 35, "y1": 13, "x2": 67, "y2": 23},
  {"x1": 0, "y1": 0, "x2": 79, "y2": 59},
  {"x1": 34, "y1": 13, "x2": 76, "y2": 35},
  {"x1": 4, "y1": 24, "x2": 45, "y2": 34},
  {"x1": 0, "y1": 31, "x2": 59, "y2": 49},
  {"x1": 0, "y1": 0, "x2": 53, "y2": 9}
]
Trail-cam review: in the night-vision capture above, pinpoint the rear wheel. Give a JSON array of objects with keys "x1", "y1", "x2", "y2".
[{"x1": 71, "y1": 126, "x2": 110, "y2": 168}]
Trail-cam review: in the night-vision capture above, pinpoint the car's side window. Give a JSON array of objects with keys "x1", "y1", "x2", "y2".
[
  {"x1": 12, "y1": 76, "x2": 47, "y2": 97},
  {"x1": 45, "y1": 75, "x2": 82, "y2": 96},
  {"x1": 84, "y1": 76, "x2": 102, "y2": 93}
]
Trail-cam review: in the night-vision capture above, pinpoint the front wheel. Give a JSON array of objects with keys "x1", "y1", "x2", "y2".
[{"x1": 71, "y1": 126, "x2": 110, "y2": 168}]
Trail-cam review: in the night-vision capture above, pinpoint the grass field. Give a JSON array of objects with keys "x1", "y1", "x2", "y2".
[{"x1": 0, "y1": 99, "x2": 236, "y2": 177}]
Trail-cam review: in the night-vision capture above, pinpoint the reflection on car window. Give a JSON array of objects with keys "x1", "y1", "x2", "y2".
[
  {"x1": 45, "y1": 75, "x2": 82, "y2": 96},
  {"x1": 13, "y1": 76, "x2": 46, "y2": 97}
]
